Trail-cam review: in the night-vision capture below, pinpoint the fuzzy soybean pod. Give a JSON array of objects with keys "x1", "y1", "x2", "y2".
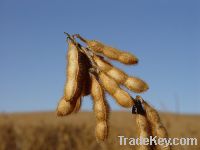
[
  {"x1": 93, "y1": 55, "x2": 149, "y2": 93},
  {"x1": 136, "y1": 113, "x2": 152, "y2": 150},
  {"x1": 76, "y1": 35, "x2": 138, "y2": 65},
  {"x1": 91, "y1": 74, "x2": 109, "y2": 142},
  {"x1": 57, "y1": 96, "x2": 81, "y2": 116},
  {"x1": 142, "y1": 100, "x2": 171, "y2": 150},
  {"x1": 98, "y1": 71, "x2": 134, "y2": 108},
  {"x1": 64, "y1": 40, "x2": 87, "y2": 101}
]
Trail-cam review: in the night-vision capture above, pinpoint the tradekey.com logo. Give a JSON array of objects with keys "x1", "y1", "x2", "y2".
[{"x1": 118, "y1": 136, "x2": 198, "y2": 147}]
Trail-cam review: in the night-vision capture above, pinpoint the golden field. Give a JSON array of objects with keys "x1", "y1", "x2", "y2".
[{"x1": 0, "y1": 111, "x2": 199, "y2": 150}]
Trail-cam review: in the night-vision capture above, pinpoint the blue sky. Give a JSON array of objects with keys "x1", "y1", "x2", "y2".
[{"x1": 0, "y1": 0, "x2": 199, "y2": 113}]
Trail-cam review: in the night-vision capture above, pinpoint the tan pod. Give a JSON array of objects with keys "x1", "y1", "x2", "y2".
[
  {"x1": 64, "y1": 40, "x2": 87, "y2": 101},
  {"x1": 98, "y1": 72, "x2": 134, "y2": 108},
  {"x1": 91, "y1": 74, "x2": 109, "y2": 141},
  {"x1": 136, "y1": 114, "x2": 152, "y2": 150},
  {"x1": 95, "y1": 122, "x2": 108, "y2": 142},
  {"x1": 76, "y1": 35, "x2": 138, "y2": 64},
  {"x1": 93, "y1": 55, "x2": 149, "y2": 93},
  {"x1": 142, "y1": 101, "x2": 171, "y2": 150},
  {"x1": 57, "y1": 96, "x2": 81, "y2": 116},
  {"x1": 89, "y1": 40, "x2": 138, "y2": 64}
]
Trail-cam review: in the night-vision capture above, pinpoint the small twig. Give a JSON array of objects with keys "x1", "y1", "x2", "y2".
[
  {"x1": 64, "y1": 32, "x2": 71, "y2": 37},
  {"x1": 64, "y1": 32, "x2": 78, "y2": 46},
  {"x1": 64, "y1": 32, "x2": 73, "y2": 41},
  {"x1": 73, "y1": 34, "x2": 88, "y2": 43}
]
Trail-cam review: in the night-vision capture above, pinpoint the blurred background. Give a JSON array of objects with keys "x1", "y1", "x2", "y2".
[{"x1": 0, "y1": 0, "x2": 199, "y2": 149}]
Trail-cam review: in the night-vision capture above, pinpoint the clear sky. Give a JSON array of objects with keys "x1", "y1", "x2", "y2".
[{"x1": 0, "y1": 0, "x2": 199, "y2": 114}]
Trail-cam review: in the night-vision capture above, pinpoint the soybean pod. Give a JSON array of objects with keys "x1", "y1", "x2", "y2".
[
  {"x1": 76, "y1": 34, "x2": 138, "y2": 65},
  {"x1": 93, "y1": 55, "x2": 149, "y2": 93},
  {"x1": 98, "y1": 72, "x2": 134, "y2": 108},
  {"x1": 91, "y1": 74, "x2": 109, "y2": 141}
]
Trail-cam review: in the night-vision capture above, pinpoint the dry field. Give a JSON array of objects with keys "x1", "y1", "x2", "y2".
[{"x1": 0, "y1": 111, "x2": 199, "y2": 150}]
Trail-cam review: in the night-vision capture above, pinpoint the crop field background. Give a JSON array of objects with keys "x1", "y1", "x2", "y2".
[{"x1": 0, "y1": 111, "x2": 199, "y2": 150}]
